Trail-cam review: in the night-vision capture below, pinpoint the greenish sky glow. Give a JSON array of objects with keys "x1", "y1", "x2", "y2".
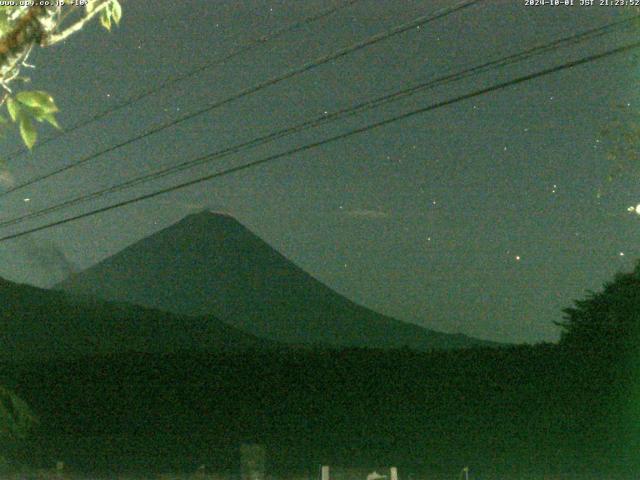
[{"x1": 0, "y1": 0, "x2": 637, "y2": 344}]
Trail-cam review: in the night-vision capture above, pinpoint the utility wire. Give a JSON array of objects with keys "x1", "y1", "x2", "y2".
[
  {"x1": 0, "y1": 0, "x2": 482, "y2": 197},
  {"x1": 0, "y1": 15, "x2": 636, "y2": 229},
  {"x1": 0, "y1": 38, "x2": 637, "y2": 242},
  {"x1": 2, "y1": 0, "x2": 364, "y2": 162}
]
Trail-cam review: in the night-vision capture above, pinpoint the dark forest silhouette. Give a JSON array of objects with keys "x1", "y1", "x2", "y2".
[{"x1": 0, "y1": 262, "x2": 638, "y2": 477}]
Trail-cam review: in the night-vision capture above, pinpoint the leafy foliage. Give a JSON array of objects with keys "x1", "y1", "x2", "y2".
[
  {"x1": 0, "y1": 385, "x2": 38, "y2": 470},
  {"x1": 2, "y1": 344, "x2": 633, "y2": 476},
  {"x1": 6, "y1": 91, "x2": 59, "y2": 149},
  {"x1": 0, "y1": 385, "x2": 37, "y2": 442},
  {"x1": 556, "y1": 261, "x2": 640, "y2": 471},
  {"x1": 557, "y1": 260, "x2": 640, "y2": 353},
  {"x1": 99, "y1": 0, "x2": 122, "y2": 31},
  {"x1": 0, "y1": 1, "x2": 123, "y2": 152}
]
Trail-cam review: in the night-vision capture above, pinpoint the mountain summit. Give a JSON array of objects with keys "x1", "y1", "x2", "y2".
[{"x1": 57, "y1": 211, "x2": 494, "y2": 350}]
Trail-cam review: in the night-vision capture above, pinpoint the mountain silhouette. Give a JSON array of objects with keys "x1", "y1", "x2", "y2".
[
  {"x1": 0, "y1": 276, "x2": 267, "y2": 363},
  {"x1": 57, "y1": 210, "x2": 496, "y2": 350}
]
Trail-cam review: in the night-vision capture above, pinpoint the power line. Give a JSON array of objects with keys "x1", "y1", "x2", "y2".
[
  {"x1": 1, "y1": 38, "x2": 637, "y2": 243},
  {"x1": 0, "y1": 0, "x2": 482, "y2": 197},
  {"x1": 2, "y1": 0, "x2": 364, "y2": 162},
  {"x1": 0, "y1": 15, "x2": 636, "y2": 229}
]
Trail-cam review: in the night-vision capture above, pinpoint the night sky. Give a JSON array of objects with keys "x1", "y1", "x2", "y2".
[{"x1": 0, "y1": 0, "x2": 637, "y2": 344}]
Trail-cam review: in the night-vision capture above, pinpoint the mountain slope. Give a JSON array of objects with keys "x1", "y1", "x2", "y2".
[
  {"x1": 57, "y1": 211, "x2": 495, "y2": 350},
  {"x1": 0, "y1": 277, "x2": 267, "y2": 363}
]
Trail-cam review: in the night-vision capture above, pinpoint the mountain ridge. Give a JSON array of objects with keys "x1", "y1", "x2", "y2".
[
  {"x1": 0, "y1": 276, "x2": 270, "y2": 363},
  {"x1": 57, "y1": 211, "x2": 498, "y2": 350}
]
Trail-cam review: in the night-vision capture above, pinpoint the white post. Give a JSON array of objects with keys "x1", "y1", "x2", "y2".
[
  {"x1": 321, "y1": 465, "x2": 330, "y2": 480},
  {"x1": 390, "y1": 467, "x2": 398, "y2": 480}
]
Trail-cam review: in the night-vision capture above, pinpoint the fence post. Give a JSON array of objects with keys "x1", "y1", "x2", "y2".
[{"x1": 321, "y1": 465, "x2": 330, "y2": 480}]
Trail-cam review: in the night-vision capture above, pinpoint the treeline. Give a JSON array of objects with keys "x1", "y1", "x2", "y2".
[
  {"x1": 0, "y1": 341, "x2": 634, "y2": 477},
  {"x1": 3, "y1": 261, "x2": 640, "y2": 478}
]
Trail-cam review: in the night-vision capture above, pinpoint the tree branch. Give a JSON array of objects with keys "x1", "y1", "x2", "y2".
[
  {"x1": 0, "y1": 5, "x2": 52, "y2": 85},
  {"x1": 41, "y1": 0, "x2": 112, "y2": 46},
  {"x1": 0, "y1": 6, "x2": 47, "y2": 62}
]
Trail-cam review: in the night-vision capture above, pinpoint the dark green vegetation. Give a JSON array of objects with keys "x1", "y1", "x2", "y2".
[
  {"x1": 0, "y1": 342, "x2": 635, "y2": 478},
  {"x1": 0, "y1": 277, "x2": 269, "y2": 363},
  {"x1": 1, "y1": 227, "x2": 639, "y2": 477},
  {"x1": 0, "y1": 385, "x2": 37, "y2": 471},
  {"x1": 56, "y1": 211, "x2": 496, "y2": 350}
]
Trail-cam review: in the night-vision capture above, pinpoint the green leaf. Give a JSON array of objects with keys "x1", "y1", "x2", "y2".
[
  {"x1": 16, "y1": 91, "x2": 57, "y2": 114},
  {"x1": 111, "y1": 0, "x2": 122, "y2": 24},
  {"x1": 86, "y1": 0, "x2": 106, "y2": 14},
  {"x1": 100, "y1": 9, "x2": 112, "y2": 30},
  {"x1": 41, "y1": 112, "x2": 60, "y2": 129},
  {"x1": 19, "y1": 117, "x2": 36, "y2": 150},
  {"x1": 6, "y1": 97, "x2": 20, "y2": 123},
  {"x1": 25, "y1": 107, "x2": 46, "y2": 122}
]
